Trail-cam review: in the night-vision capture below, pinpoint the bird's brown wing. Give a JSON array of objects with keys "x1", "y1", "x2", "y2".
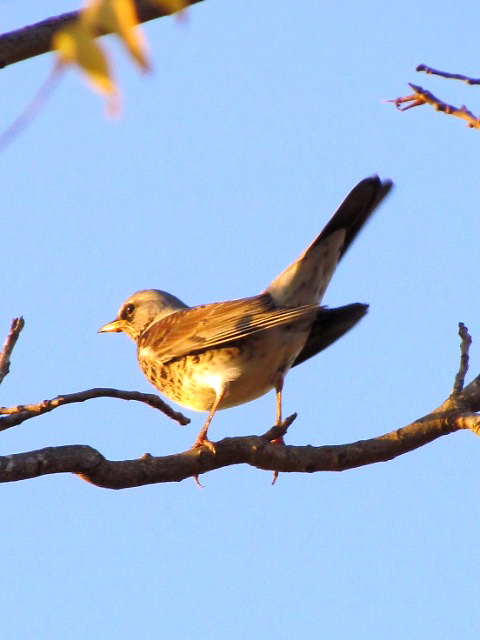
[{"x1": 138, "y1": 294, "x2": 317, "y2": 361}]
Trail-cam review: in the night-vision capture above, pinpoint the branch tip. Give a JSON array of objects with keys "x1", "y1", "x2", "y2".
[
  {"x1": 416, "y1": 64, "x2": 480, "y2": 85},
  {"x1": 262, "y1": 413, "x2": 297, "y2": 441},
  {"x1": 451, "y1": 322, "x2": 472, "y2": 396},
  {"x1": 0, "y1": 316, "x2": 25, "y2": 386}
]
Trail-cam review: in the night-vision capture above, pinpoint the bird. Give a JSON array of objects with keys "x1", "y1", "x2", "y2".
[{"x1": 98, "y1": 176, "x2": 392, "y2": 450}]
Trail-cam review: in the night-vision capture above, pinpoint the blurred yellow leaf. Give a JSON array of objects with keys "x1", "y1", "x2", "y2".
[
  {"x1": 84, "y1": 0, "x2": 150, "y2": 71},
  {"x1": 52, "y1": 0, "x2": 185, "y2": 115},
  {"x1": 52, "y1": 19, "x2": 120, "y2": 116}
]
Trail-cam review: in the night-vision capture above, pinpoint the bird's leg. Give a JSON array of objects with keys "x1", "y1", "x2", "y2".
[
  {"x1": 192, "y1": 384, "x2": 228, "y2": 453},
  {"x1": 275, "y1": 380, "x2": 283, "y2": 425},
  {"x1": 272, "y1": 371, "x2": 285, "y2": 436},
  {"x1": 271, "y1": 372, "x2": 285, "y2": 485}
]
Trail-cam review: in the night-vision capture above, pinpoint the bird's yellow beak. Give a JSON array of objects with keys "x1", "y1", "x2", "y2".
[{"x1": 98, "y1": 319, "x2": 124, "y2": 333}]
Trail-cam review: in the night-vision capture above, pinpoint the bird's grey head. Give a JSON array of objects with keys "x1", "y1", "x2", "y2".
[{"x1": 98, "y1": 289, "x2": 189, "y2": 342}]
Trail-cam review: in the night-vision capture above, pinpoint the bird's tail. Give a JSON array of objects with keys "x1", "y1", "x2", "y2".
[{"x1": 264, "y1": 176, "x2": 393, "y2": 307}]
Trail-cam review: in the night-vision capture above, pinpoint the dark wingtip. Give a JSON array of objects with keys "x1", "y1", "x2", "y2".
[{"x1": 291, "y1": 302, "x2": 369, "y2": 368}]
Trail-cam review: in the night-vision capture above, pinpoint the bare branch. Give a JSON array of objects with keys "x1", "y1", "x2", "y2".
[
  {"x1": 262, "y1": 413, "x2": 297, "y2": 441},
  {"x1": 416, "y1": 64, "x2": 480, "y2": 85},
  {"x1": 451, "y1": 322, "x2": 472, "y2": 395},
  {"x1": 390, "y1": 64, "x2": 480, "y2": 129},
  {"x1": 0, "y1": 0, "x2": 205, "y2": 69},
  {"x1": 452, "y1": 371, "x2": 480, "y2": 414},
  {"x1": 0, "y1": 317, "x2": 24, "y2": 385},
  {"x1": 0, "y1": 387, "x2": 190, "y2": 431},
  {"x1": 0, "y1": 408, "x2": 476, "y2": 489},
  {"x1": 391, "y1": 83, "x2": 480, "y2": 129}
]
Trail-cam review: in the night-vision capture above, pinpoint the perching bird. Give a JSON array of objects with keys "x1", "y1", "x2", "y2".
[{"x1": 99, "y1": 176, "x2": 392, "y2": 449}]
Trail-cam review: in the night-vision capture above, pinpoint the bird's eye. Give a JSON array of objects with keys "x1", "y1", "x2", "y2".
[{"x1": 121, "y1": 303, "x2": 135, "y2": 319}]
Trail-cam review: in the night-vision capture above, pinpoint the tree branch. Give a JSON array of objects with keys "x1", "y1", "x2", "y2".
[
  {"x1": 0, "y1": 0, "x2": 205, "y2": 69},
  {"x1": 416, "y1": 64, "x2": 480, "y2": 85},
  {"x1": 0, "y1": 409, "x2": 476, "y2": 489},
  {"x1": 0, "y1": 387, "x2": 190, "y2": 430},
  {"x1": 390, "y1": 65, "x2": 480, "y2": 129},
  {"x1": 0, "y1": 317, "x2": 24, "y2": 385},
  {"x1": 392, "y1": 83, "x2": 480, "y2": 129},
  {"x1": 452, "y1": 322, "x2": 472, "y2": 395}
]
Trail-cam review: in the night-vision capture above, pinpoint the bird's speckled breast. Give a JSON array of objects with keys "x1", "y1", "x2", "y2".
[{"x1": 138, "y1": 327, "x2": 307, "y2": 412}]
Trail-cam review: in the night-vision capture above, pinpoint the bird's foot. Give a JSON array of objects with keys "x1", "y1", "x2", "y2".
[{"x1": 191, "y1": 436, "x2": 216, "y2": 454}]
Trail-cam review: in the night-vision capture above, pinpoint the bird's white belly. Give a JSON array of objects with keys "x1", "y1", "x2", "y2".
[{"x1": 164, "y1": 328, "x2": 306, "y2": 412}]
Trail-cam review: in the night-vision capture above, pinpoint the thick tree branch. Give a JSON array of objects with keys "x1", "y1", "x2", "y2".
[
  {"x1": 0, "y1": 0, "x2": 205, "y2": 69},
  {"x1": 0, "y1": 409, "x2": 475, "y2": 489}
]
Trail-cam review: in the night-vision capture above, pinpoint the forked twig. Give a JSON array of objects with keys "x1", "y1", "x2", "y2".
[{"x1": 390, "y1": 65, "x2": 480, "y2": 129}]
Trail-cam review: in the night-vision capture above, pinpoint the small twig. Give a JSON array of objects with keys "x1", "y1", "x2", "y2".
[
  {"x1": 390, "y1": 63, "x2": 480, "y2": 130},
  {"x1": 389, "y1": 91, "x2": 425, "y2": 111},
  {"x1": 417, "y1": 64, "x2": 480, "y2": 86},
  {"x1": 391, "y1": 83, "x2": 480, "y2": 129},
  {"x1": 0, "y1": 317, "x2": 25, "y2": 385},
  {"x1": 451, "y1": 323, "x2": 472, "y2": 395},
  {"x1": 0, "y1": 387, "x2": 190, "y2": 431},
  {"x1": 262, "y1": 413, "x2": 297, "y2": 442}
]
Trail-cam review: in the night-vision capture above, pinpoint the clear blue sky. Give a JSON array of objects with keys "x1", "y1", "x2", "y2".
[{"x1": 1, "y1": 1, "x2": 480, "y2": 638}]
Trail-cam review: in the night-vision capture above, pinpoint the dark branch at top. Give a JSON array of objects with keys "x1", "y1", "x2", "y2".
[{"x1": 0, "y1": 0, "x2": 205, "y2": 68}]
